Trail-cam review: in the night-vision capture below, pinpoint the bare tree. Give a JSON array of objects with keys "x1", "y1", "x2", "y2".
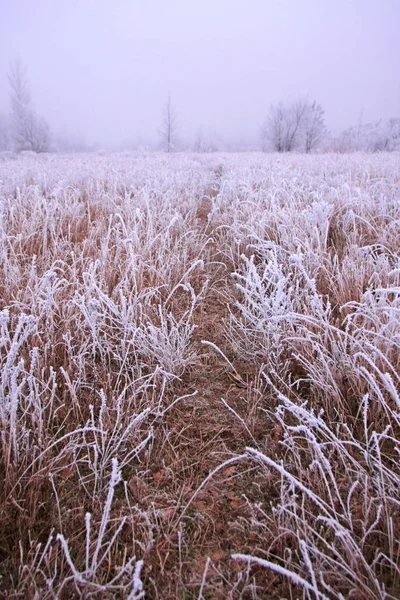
[
  {"x1": 262, "y1": 100, "x2": 307, "y2": 152},
  {"x1": 9, "y1": 60, "x2": 50, "y2": 152},
  {"x1": 262, "y1": 99, "x2": 326, "y2": 153},
  {"x1": 159, "y1": 94, "x2": 178, "y2": 153},
  {"x1": 285, "y1": 100, "x2": 308, "y2": 152},
  {"x1": 262, "y1": 102, "x2": 286, "y2": 152},
  {"x1": 304, "y1": 101, "x2": 326, "y2": 153}
]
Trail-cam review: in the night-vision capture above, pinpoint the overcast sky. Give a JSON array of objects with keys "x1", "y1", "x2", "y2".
[{"x1": 0, "y1": 0, "x2": 399, "y2": 148}]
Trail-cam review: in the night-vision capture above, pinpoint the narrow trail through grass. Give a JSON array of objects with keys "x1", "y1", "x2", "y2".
[{"x1": 143, "y1": 207, "x2": 261, "y2": 598}]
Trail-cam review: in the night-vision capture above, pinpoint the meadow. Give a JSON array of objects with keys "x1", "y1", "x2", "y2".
[{"x1": 0, "y1": 151, "x2": 399, "y2": 599}]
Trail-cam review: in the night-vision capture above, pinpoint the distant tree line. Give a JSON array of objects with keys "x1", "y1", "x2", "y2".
[
  {"x1": 169, "y1": 95, "x2": 399, "y2": 154},
  {"x1": 261, "y1": 98, "x2": 400, "y2": 154},
  {"x1": 0, "y1": 61, "x2": 399, "y2": 154},
  {"x1": 332, "y1": 118, "x2": 400, "y2": 153}
]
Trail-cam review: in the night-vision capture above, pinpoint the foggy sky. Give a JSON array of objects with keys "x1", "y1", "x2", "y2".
[{"x1": 1, "y1": 0, "x2": 399, "y2": 149}]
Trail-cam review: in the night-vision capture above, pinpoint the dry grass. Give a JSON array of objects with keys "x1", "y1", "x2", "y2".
[{"x1": 0, "y1": 150, "x2": 399, "y2": 599}]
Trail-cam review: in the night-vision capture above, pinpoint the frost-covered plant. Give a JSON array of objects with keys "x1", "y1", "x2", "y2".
[{"x1": 56, "y1": 458, "x2": 145, "y2": 598}]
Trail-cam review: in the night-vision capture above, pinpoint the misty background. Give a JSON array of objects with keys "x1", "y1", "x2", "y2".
[{"x1": 0, "y1": 0, "x2": 399, "y2": 151}]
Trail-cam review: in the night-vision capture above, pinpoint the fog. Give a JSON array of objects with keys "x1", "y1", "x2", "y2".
[{"x1": 0, "y1": 0, "x2": 399, "y2": 149}]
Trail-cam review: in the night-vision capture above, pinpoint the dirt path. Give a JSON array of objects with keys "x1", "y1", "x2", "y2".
[{"x1": 143, "y1": 210, "x2": 260, "y2": 598}]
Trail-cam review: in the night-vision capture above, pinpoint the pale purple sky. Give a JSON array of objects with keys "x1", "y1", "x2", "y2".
[{"x1": 0, "y1": 0, "x2": 399, "y2": 147}]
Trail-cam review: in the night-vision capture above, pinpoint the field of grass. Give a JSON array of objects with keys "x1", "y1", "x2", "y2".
[{"x1": 0, "y1": 151, "x2": 399, "y2": 599}]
